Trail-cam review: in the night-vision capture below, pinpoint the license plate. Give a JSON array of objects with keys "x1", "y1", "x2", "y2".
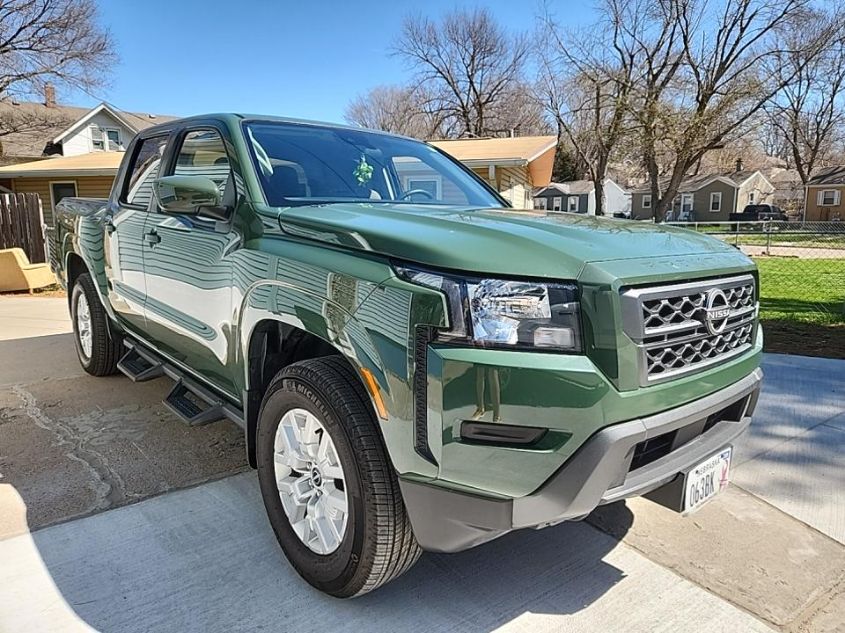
[{"x1": 683, "y1": 447, "x2": 732, "y2": 513}]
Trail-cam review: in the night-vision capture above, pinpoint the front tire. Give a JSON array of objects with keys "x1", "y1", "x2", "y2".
[
  {"x1": 70, "y1": 272, "x2": 121, "y2": 376},
  {"x1": 256, "y1": 356, "x2": 420, "y2": 597}
]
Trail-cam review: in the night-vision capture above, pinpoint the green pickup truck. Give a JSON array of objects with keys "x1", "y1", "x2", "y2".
[{"x1": 53, "y1": 114, "x2": 762, "y2": 597}]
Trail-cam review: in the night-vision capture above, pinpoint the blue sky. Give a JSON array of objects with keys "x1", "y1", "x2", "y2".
[{"x1": 63, "y1": 0, "x2": 595, "y2": 123}]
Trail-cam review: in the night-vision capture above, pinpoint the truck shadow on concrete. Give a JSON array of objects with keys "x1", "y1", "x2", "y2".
[{"x1": 13, "y1": 473, "x2": 634, "y2": 633}]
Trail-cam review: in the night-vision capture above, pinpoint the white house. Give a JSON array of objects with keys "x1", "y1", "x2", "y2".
[
  {"x1": 49, "y1": 102, "x2": 174, "y2": 156},
  {"x1": 533, "y1": 179, "x2": 630, "y2": 216}
]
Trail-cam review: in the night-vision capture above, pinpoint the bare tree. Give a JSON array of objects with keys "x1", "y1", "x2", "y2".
[
  {"x1": 536, "y1": 0, "x2": 650, "y2": 216},
  {"x1": 344, "y1": 85, "x2": 453, "y2": 139},
  {"x1": 638, "y1": 0, "x2": 840, "y2": 221},
  {"x1": 393, "y1": 8, "x2": 534, "y2": 137},
  {"x1": 0, "y1": 0, "x2": 115, "y2": 101},
  {"x1": 0, "y1": 105, "x2": 69, "y2": 142},
  {"x1": 765, "y1": 12, "x2": 845, "y2": 185}
]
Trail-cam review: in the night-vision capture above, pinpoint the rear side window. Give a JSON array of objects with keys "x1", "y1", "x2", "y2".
[
  {"x1": 123, "y1": 135, "x2": 169, "y2": 208},
  {"x1": 172, "y1": 129, "x2": 231, "y2": 195}
]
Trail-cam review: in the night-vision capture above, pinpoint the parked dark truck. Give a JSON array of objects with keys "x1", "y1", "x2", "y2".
[
  {"x1": 729, "y1": 203, "x2": 789, "y2": 222},
  {"x1": 53, "y1": 114, "x2": 763, "y2": 597}
]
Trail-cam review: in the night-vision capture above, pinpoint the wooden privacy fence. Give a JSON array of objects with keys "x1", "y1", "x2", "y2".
[{"x1": 0, "y1": 193, "x2": 48, "y2": 264}]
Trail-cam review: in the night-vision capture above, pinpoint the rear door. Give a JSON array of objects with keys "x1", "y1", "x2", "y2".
[
  {"x1": 104, "y1": 133, "x2": 170, "y2": 334},
  {"x1": 140, "y1": 124, "x2": 240, "y2": 396}
]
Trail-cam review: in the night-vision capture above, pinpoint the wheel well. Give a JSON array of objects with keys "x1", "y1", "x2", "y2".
[
  {"x1": 244, "y1": 320, "x2": 353, "y2": 468},
  {"x1": 65, "y1": 253, "x2": 88, "y2": 306}
]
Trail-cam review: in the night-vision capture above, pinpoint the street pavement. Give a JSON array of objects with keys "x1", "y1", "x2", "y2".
[{"x1": 0, "y1": 296, "x2": 843, "y2": 633}]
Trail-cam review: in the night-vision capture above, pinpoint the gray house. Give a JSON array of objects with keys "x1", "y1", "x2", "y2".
[
  {"x1": 533, "y1": 179, "x2": 629, "y2": 215},
  {"x1": 631, "y1": 165, "x2": 774, "y2": 221}
]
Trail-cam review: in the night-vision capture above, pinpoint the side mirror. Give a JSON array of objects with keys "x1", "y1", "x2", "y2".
[{"x1": 154, "y1": 175, "x2": 221, "y2": 215}]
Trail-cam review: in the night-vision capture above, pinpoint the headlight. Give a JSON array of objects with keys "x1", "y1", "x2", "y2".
[{"x1": 397, "y1": 266, "x2": 581, "y2": 352}]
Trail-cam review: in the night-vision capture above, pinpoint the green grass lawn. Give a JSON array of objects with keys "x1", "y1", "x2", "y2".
[{"x1": 755, "y1": 257, "x2": 845, "y2": 324}]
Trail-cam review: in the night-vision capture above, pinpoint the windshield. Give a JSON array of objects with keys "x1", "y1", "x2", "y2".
[{"x1": 243, "y1": 121, "x2": 504, "y2": 208}]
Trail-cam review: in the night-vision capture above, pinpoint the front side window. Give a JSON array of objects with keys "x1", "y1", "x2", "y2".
[
  {"x1": 244, "y1": 121, "x2": 502, "y2": 208},
  {"x1": 172, "y1": 129, "x2": 231, "y2": 194},
  {"x1": 122, "y1": 135, "x2": 169, "y2": 208}
]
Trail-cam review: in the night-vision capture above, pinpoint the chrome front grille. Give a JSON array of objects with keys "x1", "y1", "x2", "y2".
[{"x1": 621, "y1": 275, "x2": 758, "y2": 385}]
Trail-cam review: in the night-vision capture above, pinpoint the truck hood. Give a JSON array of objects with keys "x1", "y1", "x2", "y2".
[{"x1": 276, "y1": 203, "x2": 747, "y2": 279}]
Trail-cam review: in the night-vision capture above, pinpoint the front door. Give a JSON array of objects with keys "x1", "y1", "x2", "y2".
[
  {"x1": 680, "y1": 193, "x2": 694, "y2": 220},
  {"x1": 104, "y1": 134, "x2": 169, "y2": 335},
  {"x1": 141, "y1": 127, "x2": 239, "y2": 396}
]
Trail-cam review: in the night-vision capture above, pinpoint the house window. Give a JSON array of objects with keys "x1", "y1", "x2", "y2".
[
  {"x1": 534, "y1": 197, "x2": 547, "y2": 210},
  {"x1": 552, "y1": 196, "x2": 562, "y2": 211},
  {"x1": 49, "y1": 181, "x2": 77, "y2": 212},
  {"x1": 820, "y1": 189, "x2": 840, "y2": 206},
  {"x1": 403, "y1": 176, "x2": 442, "y2": 201},
  {"x1": 748, "y1": 192, "x2": 755, "y2": 204},
  {"x1": 90, "y1": 125, "x2": 123, "y2": 151},
  {"x1": 710, "y1": 192, "x2": 722, "y2": 212},
  {"x1": 642, "y1": 194, "x2": 652, "y2": 208},
  {"x1": 567, "y1": 196, "x2": 579, "y2": 213},
  {"x1": 681, "y1": 193, "x2": 694, "y2": 216}
]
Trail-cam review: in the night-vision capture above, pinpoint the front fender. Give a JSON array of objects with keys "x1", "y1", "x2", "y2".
[{"x1": 237, "y1": 273, "x2": 446, "y2": 479}]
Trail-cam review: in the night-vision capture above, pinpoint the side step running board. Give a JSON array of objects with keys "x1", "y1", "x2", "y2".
[
  {"x1": 164, "y1": 379, "x2": 225, "y2": 426},
  {"x1": 118, "y1": 345, "x2": 165, "y2": 382},
  {"x1": 117, "y1": 339, "x2": 244, "y2": 429}
]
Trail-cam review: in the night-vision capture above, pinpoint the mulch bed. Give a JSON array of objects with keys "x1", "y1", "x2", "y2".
[{"x1": 762, "y1": 319, "x2": 845, "y2": 359}]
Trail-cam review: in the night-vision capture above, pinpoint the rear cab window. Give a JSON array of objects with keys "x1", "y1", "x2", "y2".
[{"x1": 121, "y1": 135, "x2": 169, "y2": 208}]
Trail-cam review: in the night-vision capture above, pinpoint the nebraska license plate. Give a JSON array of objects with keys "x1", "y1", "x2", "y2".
[{"x1": 683, "y1": 447, "x2": 732, "y2": 513}]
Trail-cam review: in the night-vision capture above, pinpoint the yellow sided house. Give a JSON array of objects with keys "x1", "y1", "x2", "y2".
[
  {"x1": 429, "y1": 136, "x2": 557, "y2": 209},
  {"x1": 0, "y1": 152, "x2": 122, "y2": 225}
]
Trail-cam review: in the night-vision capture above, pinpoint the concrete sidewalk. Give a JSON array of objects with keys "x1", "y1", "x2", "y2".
[
  {"x1": 0, "y1": 297, "x2": 71, "y2": 341},
  {"x1": 0, "y1": 473, "x2": 774, "y2": 633},
  {"x1": 733, "y1": 354, "x2": 845, "y2": 544}
]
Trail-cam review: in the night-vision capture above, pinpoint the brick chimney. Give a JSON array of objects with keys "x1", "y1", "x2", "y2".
[
  {"x1": 735, "y1": 158, "x2": 743, "y2": 172},
  {"x1": 44, "y1": 83, "x2": 56, "y2": 108}
]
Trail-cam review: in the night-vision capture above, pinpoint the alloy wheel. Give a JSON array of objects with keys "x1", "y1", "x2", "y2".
[
  {"x1": 273, "y1": 407, "x2": 349, "y2": 555},
  {"x1": 76, "y1": 291, "x2": 92, "y2": 359}
]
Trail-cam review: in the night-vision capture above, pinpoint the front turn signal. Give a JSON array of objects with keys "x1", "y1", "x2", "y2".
[{"x1": 360, "y1": 367, "x2": 389, "y2": 421}]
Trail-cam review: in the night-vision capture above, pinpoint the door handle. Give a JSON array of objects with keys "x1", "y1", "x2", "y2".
[{"x1": 144, "y1": 230, "x2": 161, "y2": 245}]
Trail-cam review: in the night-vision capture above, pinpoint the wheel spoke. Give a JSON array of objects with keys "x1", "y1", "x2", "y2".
[
  {"x1": 323, "y1": 489, "x2": 348, "y2": 516},
  {"x1": 274, "y1": 449, "x2": 307, "y2": 473},
  {"x1": 322, "y1": 463, "x2": 344, "y2": 481}
]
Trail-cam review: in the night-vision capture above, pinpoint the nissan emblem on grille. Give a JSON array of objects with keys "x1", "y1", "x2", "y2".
[
  {"x1": 702, "y1": 288, "x2": 731, "y2": 335},
  {"x1": 620, "y1": 275, "x2": 758, "y2": 385}
]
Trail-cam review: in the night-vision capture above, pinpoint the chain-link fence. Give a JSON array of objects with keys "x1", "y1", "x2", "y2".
[{"x1": 667, "y1": 221, "x2": 845, "y2": 357}]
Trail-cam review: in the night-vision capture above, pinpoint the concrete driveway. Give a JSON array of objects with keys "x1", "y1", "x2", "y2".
[{"x1": 0, "y1": 296, "x2": 843, "y2": 633}]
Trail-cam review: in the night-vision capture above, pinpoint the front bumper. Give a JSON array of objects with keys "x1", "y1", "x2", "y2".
[{"x1": 400, "y1": 367, "x2": 762, "y2": 553}]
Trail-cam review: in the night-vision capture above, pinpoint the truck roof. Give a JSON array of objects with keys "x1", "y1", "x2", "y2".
[{"x1": 143, "y1": 112, "x2": 414, "y2": 141}]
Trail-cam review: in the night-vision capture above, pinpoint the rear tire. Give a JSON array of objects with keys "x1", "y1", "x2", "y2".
[
  {"x1": 256, "y1": 356, "x2": 420, "y2": 597},
  {"x1": 71, "y1": 272, "x2": 121, "y2": 376}
]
